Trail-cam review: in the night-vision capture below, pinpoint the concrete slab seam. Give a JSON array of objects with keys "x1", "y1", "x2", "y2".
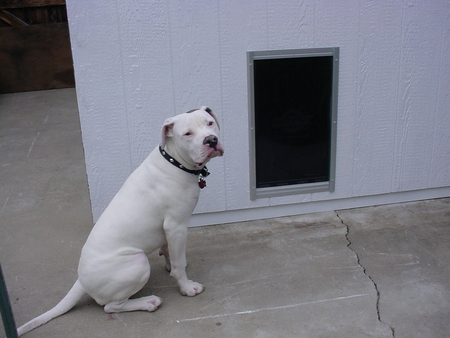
[
  {"x1": 335, "y1": 211, "x2": 396, "y2": 338},
  {"x1": 172, "y1": 293, "x2": 370, "y2": 324}
]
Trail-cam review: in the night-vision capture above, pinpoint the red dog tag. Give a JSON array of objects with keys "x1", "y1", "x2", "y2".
[{"x1": 199, "y1": 177, "x2": 206, "y2": 189}]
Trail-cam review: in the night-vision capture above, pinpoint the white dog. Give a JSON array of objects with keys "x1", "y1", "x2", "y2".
[{"x1": 17, "y1": 106, "x2": 224, "y2": 336}]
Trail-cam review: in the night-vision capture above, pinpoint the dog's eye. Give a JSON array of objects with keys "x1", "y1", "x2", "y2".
[
  {"x1": 184, "y1": 131, "x2": 192, "y2": 136},
  {"x1": 208, "y1": 121, "x2": 214, "y2": 126}
]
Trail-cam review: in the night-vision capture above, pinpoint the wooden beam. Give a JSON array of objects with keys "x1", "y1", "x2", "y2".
[
  {"x1": 0, "y1": 23, "x2": 75, "y2": 93},
  {"x1": 0, "y1": 9, "x2": 28, "y2": 26},
  {"x1": 0, "y1": 0, "x2": 65, "y2": 9}
]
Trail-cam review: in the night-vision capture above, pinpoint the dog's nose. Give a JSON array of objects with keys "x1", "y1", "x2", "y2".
[{"x1": 203, "y1": 135, "x2": 218, "y2": 150}]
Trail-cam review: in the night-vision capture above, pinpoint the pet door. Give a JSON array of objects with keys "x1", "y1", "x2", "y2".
[{"x1": 247, "y1": 47, "x2": 339, "y2": 200}]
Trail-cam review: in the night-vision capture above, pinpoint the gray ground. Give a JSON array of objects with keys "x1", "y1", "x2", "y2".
[{"x1": 1, "y1": 89, "x2": 449, "y2": 337}]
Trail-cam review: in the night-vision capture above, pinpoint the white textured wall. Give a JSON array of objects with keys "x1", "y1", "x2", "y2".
[{"x1": 66, "y1": 0, "x2": 450, "y2": 223}]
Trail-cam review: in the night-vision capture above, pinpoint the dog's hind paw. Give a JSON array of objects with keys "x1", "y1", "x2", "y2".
[
  {"x1": 104, "y1": 295, "x2": 162, "y2": 313},
  {"x1": 144, "y1": 295, "x2": 162, "y2": 312}
]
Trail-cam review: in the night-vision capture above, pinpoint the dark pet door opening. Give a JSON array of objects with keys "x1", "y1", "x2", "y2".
[{"x1": 248, "y1": 48, "x2": 339, "y2": 200}]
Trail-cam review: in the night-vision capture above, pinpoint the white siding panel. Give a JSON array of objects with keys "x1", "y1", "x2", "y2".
[
  {"x1": 352, "y1": 1, "x2": 403, "y2": 195},
  {"x1": 392, "y1": 1, "x2": 443, "y2": 192},
  {"x1": 166, "y1": 1, "x2": 222, "y2": 110},
  {"x1": 66, "y1": 0, "x2": 132, "y2": 220},
  {"x1": 267, "y1": 0, "x2": 314, "y2": 50},
  {"x1": 430, "y1": 2, "x2": 450, "y2": 188},
  {"x1": 118, "y1": 0, "x2": 174, "y2": 167}
]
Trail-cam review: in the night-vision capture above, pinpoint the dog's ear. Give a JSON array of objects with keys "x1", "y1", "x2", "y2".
[
  {"x1": 161, "y1": 117, "x2": 175, "y2": 147},
  {"x1": 201, "y1": 106, "x2": 220, "y2": 130}
]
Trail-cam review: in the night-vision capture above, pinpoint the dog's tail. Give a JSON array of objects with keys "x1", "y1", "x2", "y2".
[{"x1": 17, "y1": 279, "x2": 85, "y2": 336}]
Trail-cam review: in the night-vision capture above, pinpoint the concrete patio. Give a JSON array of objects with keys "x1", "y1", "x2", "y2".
[{"x1": 1, "y1": 89, "x2": 449, "y2": 337}]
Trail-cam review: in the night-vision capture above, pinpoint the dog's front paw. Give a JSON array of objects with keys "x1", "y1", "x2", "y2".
[{"x1": 180, "y1": 281, "x2": 204, "y2": 297}]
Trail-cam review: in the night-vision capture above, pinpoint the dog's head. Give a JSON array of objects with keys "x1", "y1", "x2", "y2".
[{"x1": 161, "y1": 106, "x2": 224, "y2": 168}]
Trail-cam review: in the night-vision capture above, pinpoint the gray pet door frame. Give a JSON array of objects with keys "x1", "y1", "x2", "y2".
[{"x1": 247, "y1": 47, "x2": 339, "y2": 200}]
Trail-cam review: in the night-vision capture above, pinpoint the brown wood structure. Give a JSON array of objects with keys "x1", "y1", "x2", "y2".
[{"x1": 0, "y1": 0, "x2": 75, "y2": 93}]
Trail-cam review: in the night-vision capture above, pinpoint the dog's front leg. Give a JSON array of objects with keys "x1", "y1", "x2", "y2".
[{"x1": 163, "y1": 223, "x2": 204, "y2": 296}]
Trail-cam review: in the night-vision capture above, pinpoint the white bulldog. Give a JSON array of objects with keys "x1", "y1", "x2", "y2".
[{"x1": 17, "y1": 106, "x2": 224, "y2": 336}]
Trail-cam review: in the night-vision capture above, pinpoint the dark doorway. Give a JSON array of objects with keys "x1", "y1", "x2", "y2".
[{"x1": 248, "y1": 48, "x2": 339, "y2": 199}]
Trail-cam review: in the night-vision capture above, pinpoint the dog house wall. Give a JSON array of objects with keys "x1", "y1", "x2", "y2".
[{"x1": 65, "y1": 1, "x2": 450, "y2": 223}]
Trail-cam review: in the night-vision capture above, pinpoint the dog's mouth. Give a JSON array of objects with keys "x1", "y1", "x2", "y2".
[
  {"x1": 194, "y1": 143, "x2": 224, "y2": 167},
  {"x1": 211, "y1": 144, "x2": 224, "y2": 157}
]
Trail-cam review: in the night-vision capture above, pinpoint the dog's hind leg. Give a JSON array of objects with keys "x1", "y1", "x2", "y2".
[
  {"x1": 98, "y1": 254, "x2": 163, "y2": 313},
  {"x1": 158, "y1": 243, "x2": 171, "y2": 272},
  {"x1": 83, "y1": 251, "x2": 160, "y2": 314},
  {"x1": 104, "y1": 296, "x2": 162, "y2": 313}
]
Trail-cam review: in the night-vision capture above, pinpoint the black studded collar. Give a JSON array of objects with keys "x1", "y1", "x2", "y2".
[{"x1": 159, "y1": 146, "x2": 210, "y2": 188}]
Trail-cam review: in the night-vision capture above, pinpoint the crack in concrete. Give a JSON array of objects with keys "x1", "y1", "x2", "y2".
[{"x1": 335, "y1": 211, "x2": 396, "y2": 338}]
